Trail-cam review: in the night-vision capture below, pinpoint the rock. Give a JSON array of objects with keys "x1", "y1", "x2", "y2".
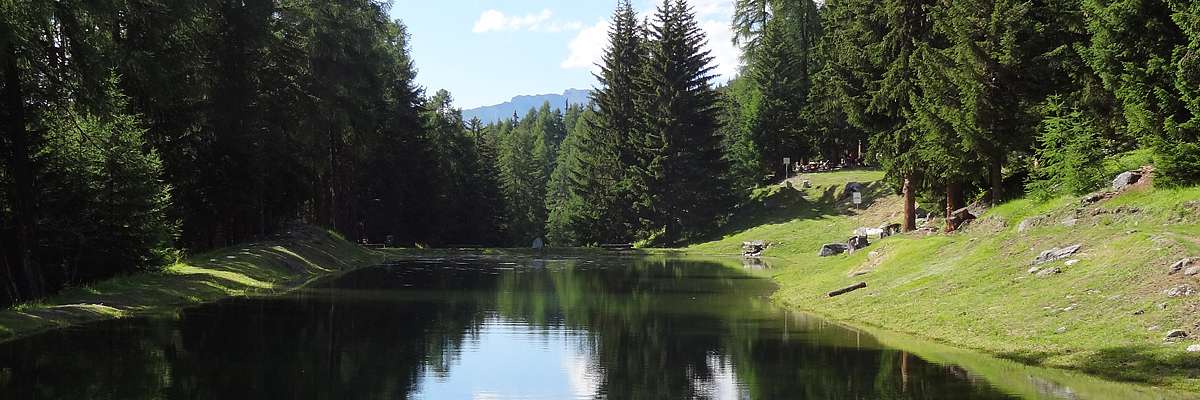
[
  {"x1": 1065, "y1": 259, "x2": 1080, "y2": 266},
  {"x1": 1159, "y1": 302, "x2": 1169, "y2": 310},
  {"x1": 1018, "y1": 217, "x2": 1042, "y2": 234},
  {"x1": 879, "y1": 223, "x2": 902, "y2": 237},
  {"x1": 855, "y1": 227, "x2": 885, "y2": 238},
  {"x1": 868, "y1": 250, "x2": 882, "y2": 260},
  {"x1": 1189, "y1": 345, "x2": 1200, "y2": 353},
  {"x1": 1149, "y1": 325, "x2": 1161, "y2": 331},
  {"x1": 1055, "y1": 327, "x2": 1068, "y2": 334},
  {"x1": 1112, "y1": 170, "x2": 1142, "y2": 191},
  {"x1": 802, "y1": 180, "x2": 812, "y2": 188},
  {"x1": 819, "y1": 243, "x2": 850, "y2": 257},
  {"x1": 1165, "y1": 329, "x2": 1189, "y2": 341},
  {"x1": 847, "y1": 235, "x2": 870, "y2": 251},
  {"x1": 843, "y1": 182, "x2": 865, "y2": 197},
  {"x1": 1168, "y1": 258, "x2": 1198, "y2": 275},
  {"x1": 1033, "y1": 244, "x2": 1083, "y2": 265},
  {"x1": 1165, "y1": 284, "x2": 1196, "y2": 298},
  {"x1": 1061, "y1": 218, "x2": 1079, "y2": 227},
  {"x1": 1028, "y1": 267, "x2": 1041, "y2": 274},
  {"x1": 1187, "y1": 266, "x2": 1200, "y2": 277},
  {"x1": 1082, "y1": 191, "x2": 1109, "y2": 204},
  {"x1": 742, "y1": 241, "x2": 768, "y2": 257},
  {"x1": 1132, "y1": 309, "x2": 1145, "y2": 316},
  {"x1": 1036, "y1": 267, "x2": 1062, "y2": 277}
]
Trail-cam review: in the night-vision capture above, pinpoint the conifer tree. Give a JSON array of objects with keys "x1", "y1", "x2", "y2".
[
  {"x1": 570, "y1": 0, "x2": 647, "y2": 244},
  {"x1": 636, "y1": 0, "x2": 731, "y2": 244}
]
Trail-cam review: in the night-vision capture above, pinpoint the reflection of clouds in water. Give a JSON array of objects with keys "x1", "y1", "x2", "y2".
[
  {"x1": 695, "y1": 354, "x2": 750, "y2": 400},
  {"x1": 563, "y1": 346, "x2": 601, "y2": 399}
]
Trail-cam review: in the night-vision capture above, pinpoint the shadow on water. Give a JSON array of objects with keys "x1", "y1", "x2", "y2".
[{"x1": 0, "y1": 256, "x2": 1193, "y2": 399}]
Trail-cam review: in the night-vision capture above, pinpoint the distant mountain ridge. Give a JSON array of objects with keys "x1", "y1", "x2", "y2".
[{"x1": 463, "y1": 89, "x2": 591, "y2": 124}]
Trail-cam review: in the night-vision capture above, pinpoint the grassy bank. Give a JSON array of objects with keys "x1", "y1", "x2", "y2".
[
  {"x1": 688, "y1": 168, "x2": 1200, "y2": 391},
  {"x1": 0, "y1": 226, "x2": 386, "y2": 343}
]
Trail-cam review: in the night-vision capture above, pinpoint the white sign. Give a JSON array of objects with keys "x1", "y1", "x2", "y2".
[
  {"x1": 783, "y1": 157, "x2": 791, "y2": 166},
  {"x1": 852, "y1": 192, "x2": 862, "y2": 205}
]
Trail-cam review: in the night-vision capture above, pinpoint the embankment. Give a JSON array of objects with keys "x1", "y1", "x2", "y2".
[
  {"x1": 688, "y1": 169, "x2": 1200, "y2": 391},
  {"x1": 0, "y1": 226, "x2": 386, "y2": 343}
]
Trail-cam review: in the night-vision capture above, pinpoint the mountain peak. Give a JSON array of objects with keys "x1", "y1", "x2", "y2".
[{"x1": 463, "y1": 89, "x2": 591, "y2": 123}]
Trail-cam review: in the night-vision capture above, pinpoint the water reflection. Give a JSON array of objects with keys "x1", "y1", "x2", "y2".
[{"x1": 0, "y1": 258, "x2": 1172, "y2": 399}]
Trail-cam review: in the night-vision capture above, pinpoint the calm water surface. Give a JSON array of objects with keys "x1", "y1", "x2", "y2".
[{"x1": 0, "y1": 258, "x2": 1188, "y2": 399}]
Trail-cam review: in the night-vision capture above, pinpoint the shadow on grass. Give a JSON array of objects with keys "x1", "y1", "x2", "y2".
[
  {"x1": 0, "y1": 226, "x2": 385, "y2": 342},
  {"x1": 997, "y1": 345, "x2": 1200, "y2": 386}
]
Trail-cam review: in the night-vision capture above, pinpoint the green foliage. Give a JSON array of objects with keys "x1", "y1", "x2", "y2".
[
  {"x1": 1155, "y1": 141, "x2": 1200, "y2": 187},
  {"x1": 1026, "y1": 100, "x2": 1108, "y2": 200},
  {"x1": 39, "y1": 83, "x2": 179, "y2": 282}
]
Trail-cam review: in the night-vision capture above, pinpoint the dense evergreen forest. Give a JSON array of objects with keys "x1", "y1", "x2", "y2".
[{"x1": 1, "y1": 0, "x2": 1198, "y2": 306}]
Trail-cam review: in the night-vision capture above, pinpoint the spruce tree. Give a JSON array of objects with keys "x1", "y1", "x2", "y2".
[
  {"x1": 570, "y1": 0, "x2": 647, "y2": 244},
  {"x1": 637, "y1": 0, "x2": 731, "y2": 244}
]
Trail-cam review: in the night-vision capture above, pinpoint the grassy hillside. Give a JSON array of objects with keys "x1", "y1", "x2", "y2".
[
  {"x1": 0, "y1": 226, "x2": 386, "y2": 343},
  {"x1": 688, "y1": 168, "x2": 1200, "y2": 391}
]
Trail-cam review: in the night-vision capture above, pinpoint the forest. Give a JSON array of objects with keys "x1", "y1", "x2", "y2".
[{"x1": 1, "y1": 0, "x2": 1198, "y2": 307}]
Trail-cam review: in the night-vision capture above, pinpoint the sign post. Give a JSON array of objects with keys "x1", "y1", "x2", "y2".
[
  {"x1": 852, "y1": 192, "x2": 863, "y2": 209},
  {"x1": 783, "y1": 157, "x2": 791, "y2": 182}
]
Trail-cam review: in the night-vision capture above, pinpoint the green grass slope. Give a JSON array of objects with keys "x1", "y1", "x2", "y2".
[
  {"x1": 0, "y1": 225, "x2": 386, "y2": 343},
  {"x1": 688, "y1": 168, "x2": 1200, "y2": 391}
]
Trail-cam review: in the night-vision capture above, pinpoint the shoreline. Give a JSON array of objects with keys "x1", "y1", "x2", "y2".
[{"x1": 0, "y1": 227, "x2": 386, "y2": 344}]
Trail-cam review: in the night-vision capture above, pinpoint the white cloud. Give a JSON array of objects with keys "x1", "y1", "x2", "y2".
[
  {"x1": 561, "y1": 20, "x2": 610, "y2": 71},
  {"x1": 560, "y1": 1, "x2": 742, "y2": 80},
  {"x1": 472, "y1": 9, "x2": 583, "y2": 33},
  {"x1": 700, "y1": 18, "x2": 741, "y2": 80}
]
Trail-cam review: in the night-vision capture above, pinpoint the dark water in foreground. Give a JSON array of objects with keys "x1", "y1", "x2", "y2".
[{"x1": 0, "y1": 258, "x2": 1185, "y2": 399}]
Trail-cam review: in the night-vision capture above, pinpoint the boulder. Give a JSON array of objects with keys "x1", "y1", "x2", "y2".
[
  {"x1": 879, "y1": 223, "x2": 902, "y2": 237},
  {"x1": 1189, "y1": 345, "x2": 1200, "y2": 353},
  {"x1": 843, "y1": 182, "x2": 865, "y2": 197},
  {"x1": 948, "y1": 207, "x2": 977, "y2": 230},
  {"x1": 846, "y1": 235, "x2": 870, "y2": 251},
  {"x1": 855, "y1": 227, "x2": 885, "y2": 238},
  {"x1": 1165, "y1": 284, "x2": 1196, "y2": 298},
  {"x1": 1165, "y1": 329, "x2": 1189, "y2": 341},
  {"x1": 819, "y1": 243, "x2": 850, "y2": 257},
  {"x1": 1032, "y1": 244, "x2": 1083, "y2": 265},
  {"x1": 742, "y1": 241, "x2": 768, "y2": 257},
  {"x1": 1112, "y1": 170, "x2": 1142, "y2": 191},
  {"x1": 1168, "y1": 258, "x2": 1197, "y2": 275}
]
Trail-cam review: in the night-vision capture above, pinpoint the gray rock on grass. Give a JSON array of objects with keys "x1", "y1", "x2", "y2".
[
  {"x1": 1033, "y1": 244, "x2": 1082, "y2": 265},
  {"x1": 1112, "y1": 171, "x2": 1143, "y2": 191},
  {"x1": 1165, "y1": 284, "x2": 1196, "y2": 298},
  {"x1": 819, "y1": 243, "x2": 850, "y2": 257}
]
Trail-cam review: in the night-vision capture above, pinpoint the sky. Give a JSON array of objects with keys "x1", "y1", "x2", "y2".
[{"x1": 389, "y1": 0, "x2": 742, "y2": 109}]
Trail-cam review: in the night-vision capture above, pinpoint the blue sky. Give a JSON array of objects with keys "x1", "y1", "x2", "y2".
[{"x1": 389, "y1": 0, "x2": 741, "y2": 109}]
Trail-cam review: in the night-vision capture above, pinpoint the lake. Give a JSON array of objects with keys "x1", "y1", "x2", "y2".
[{"x1": 0, "y1": 257, "x2": 1190, "y2": 399}]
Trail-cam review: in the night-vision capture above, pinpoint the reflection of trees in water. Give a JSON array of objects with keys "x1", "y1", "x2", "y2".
[{"x1": 0, "y1": 259, "x2": 1016, "y2": 399}]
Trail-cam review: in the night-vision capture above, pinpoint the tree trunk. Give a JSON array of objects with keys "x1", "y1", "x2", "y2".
[
  {"x1": 902, "y1": 173, "x2": 917, "y2": 232},
  {"x1": 945, "y1": 181, "x2": 962, "y2": 232},
  {"x1": 1, "y1": 24, "x2": 43, "y2": 301},
  {"x1": 989, "y1": 155, "x2": 1003, "y2": 205}
]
